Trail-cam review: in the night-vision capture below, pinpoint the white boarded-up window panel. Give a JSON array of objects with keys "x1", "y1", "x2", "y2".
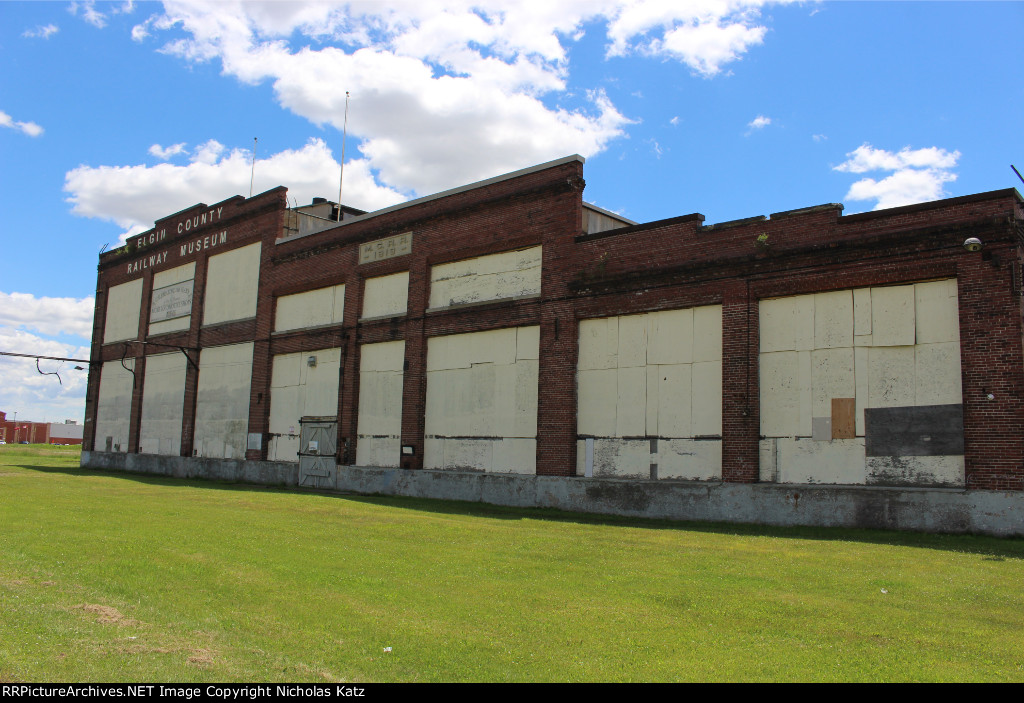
[
  {"x1": 203, "y1": 242, "x2": 261, "y2": 326},
  {"x1": 138, "y1": 352, "x2": 187, "y2": 455},
  {"x1": 193, "y1": 342, "x2": 254, "y2": 459},
  {"x1": 356, "y1": 341, "x2": 405, "y2": 467},
  {"x1": 275, "y1": 284, "x2": 345, "y2": 333},
  {"x1": 759, "y1": 280, "x2": 961, "y2": 439},
  {"x1": 814, "y1": 290, "x2": 853, "y2": 349},
  {"x1": 870, "y1": 284, "x2": 915, "y2": 347},
  {"x1": 104, "y1": 279, "x2": 143, "y2": 343},
  {"x1": 576, "y1": 305, "x2": 723, "y2": 441},
  {"x1": 149, "y1": 262, "x2": 196, "y2": 336},
  {"x1": 915, "y1": 279, "x2": 959, "y2": 344},
  {"x1": 759, "y1": 295, "x2": 814, "y2": 353},
  {"x1": 578, "y1": 317, "x2": 618, "y2": 370},
  {"x1": 362, "y1": 272, "x2": 408, "y2": 319},
  {"x1": 693, "y1": 305, "x2": 723, "y2": 363},
  {"x1": 429, "y1": 246, "x2": 541, "y2": 309},
  {"x1": 267, "y1": 347, "x2": 341, "y2": 462},
  {"x1": 95, "y1": 359, "x2": 134, "y2": 452},
  {"x1": 915, "y1": 342, "x2": 962, "y2": 405},
  {"x1": 424, "y1": 327, "x2": 539, "y2": 473}
]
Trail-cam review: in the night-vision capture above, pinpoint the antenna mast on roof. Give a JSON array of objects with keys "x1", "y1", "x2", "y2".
[
  {"x1": 336, "y1": 91, "x2": 350, "y2": 222},
  {"x1": 250, "y1": 137, "x2": 258, "y2": 197},
  {"x1": 1013, "y1": 165, "x2": 1024, "y2": 187}
]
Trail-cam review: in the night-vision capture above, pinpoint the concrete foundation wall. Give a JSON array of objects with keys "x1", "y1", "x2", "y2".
[{"x1": 81, "y1": 451, "x2": 1024, "y2": 537}]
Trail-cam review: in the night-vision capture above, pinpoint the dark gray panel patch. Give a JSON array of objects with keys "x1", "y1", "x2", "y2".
[{"x1": 865, "y1": 404, "x2": 963, "y2": 456}]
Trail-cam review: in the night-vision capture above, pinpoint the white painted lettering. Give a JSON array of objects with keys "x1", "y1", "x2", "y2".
[
  {"x1": 177, "y1": 222, "x2": 184, "y2": 234},
  {"x1": 217, "y1": 206, "x2": 223, "y2": 219},
  {"x1": 181, "y1": 245, "x2": 187, "y2": 257},
  {"x1": 219, "y1": 231, "x2": 227, "y2": 244}
]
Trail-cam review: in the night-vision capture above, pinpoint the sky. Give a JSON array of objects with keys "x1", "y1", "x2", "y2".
[{"x1": 0, "y1": 0, "x2": 1022, "y2": 423}]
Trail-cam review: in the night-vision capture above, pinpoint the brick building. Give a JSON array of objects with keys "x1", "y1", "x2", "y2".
[
  {"x1": 0, "y1": 411, "x2": 83, "y2": 444},
  {"x1": 80, "y1": 155, "x2": 1024, "y2": 533}
]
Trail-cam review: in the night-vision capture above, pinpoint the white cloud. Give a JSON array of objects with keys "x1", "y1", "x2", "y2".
[
  {"x1": 812, "y1": 133, "x2": 827, "y2": 142},
  {"x1": 0, "y1": 292, "x2": 95, "y2": 338},
  {"x1": 148, "y1": 142, "x2": 187, "y2": 160},
  {"x1": 835, "y1": 143, "x2": 961, "y2": 210},
  {"x1": 23, "y1": 24, "x2": 59, "y2": 39},
  {"x1": 69, "y1": 1, "x2": 108, "y2": 29},
  {"x1": 604, "y1": 0, "x2": 785, "y2": 75},
  {"x1": 670, "y1": 116, "x2": 680, "y2": 126},
  {"x1": 0, "y1": 110, "x2": 44, "y2": 137},
  {"x1": 834, "y1": 143, "x2": 960, "y2": 174},
  {"x1": 0, "y1": 326, "x2": 91, "y2": 424},
  {"x1": 65, "y1": 138, "x2": 406, "y2": 241},
  {"x1": 119, "y1": 1, "x2": 788, "y2": 199},
  {"x1": 747, "y1": 114, "x2": 771, "y2": 130}
]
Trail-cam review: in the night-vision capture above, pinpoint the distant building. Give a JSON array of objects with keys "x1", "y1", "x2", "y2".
[
  {"x1": 0, "y1": 412, "x2": 82, "y2": 444},
  {"x1": 80, "y1": 155, "x2": 1024, "y2": 534}
]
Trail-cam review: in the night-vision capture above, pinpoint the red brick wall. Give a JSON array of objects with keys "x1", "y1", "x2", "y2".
[{"x1": 84, "y1": 157, "x2": 1024, "y2": 490}]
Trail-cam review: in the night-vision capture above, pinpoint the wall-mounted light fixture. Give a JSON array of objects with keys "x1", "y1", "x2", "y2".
[{"x1": 964, "y1": 237, "x2": 983, "y2": 252}]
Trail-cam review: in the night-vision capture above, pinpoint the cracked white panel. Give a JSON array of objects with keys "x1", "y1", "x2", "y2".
[
  {"x1": 759, "y1": 351, "x2": 801, "y2": 437},
  {"x1": 104, "y1": 278, "x2": 143, "y2": 343},
  {"x1": 870, "y1": 284, "x2": 915, "y2": 346},
  {"x1": 424, "y1": 327, "x2": 538, "y2": 473},
  {"x1": 357, "y1": 340, "x2": 405, "y2": 467},
  {"x1": 577, "y1": 369, "x2": 617, "y2": 437},
  {"x1": 362, "y1": 272, "x2": 408, "y2": 318},
  {"x1": 798, "y1": 351, "x2": 813, "y2": 437},
  {"x1": 691, "y1": 360, "x2": 722, "y2": 436},
  {"x1": 275, "y1": 284, "x2": 345, "y2": 333},
  {"x1": 203, "y1": 242, "x2": 261, "y2": 326},
  {"x1": 657, "y1": 364, "x2": 692, "y2": 438},
  {"x1": 853, "y1": 287, "x2": 872, "y2": 341},
  {"x1": 149, "y1": 262, "x2": 195, "y2": 336},
  {"x1": 776, "y1": 437, "x2": 866, "y2": 484},
  {"x1": 915, "y1": 279, "x2": 960, "y2": 344},
  {"x1": 657, "y1": 439, "x2": 722, "y2": 480},
  {"x1": 854, "y1": 346, "x2": 870, "y2": 436},
  {"x1": 193, "y1": 342, "x2": 253, "y2": 459},
  {"x1": 758, "y1": 439, "x2": 778, "y2": 482},
  {"x1": 810, "y1": 348, "x2": 855, "y2": 418},
  {"x1": 138, "y1": 352, "x2": 186, "y2": 455},
  {"x1": 647, "y1": 308, "x2": 692, "y2": 365},
  {"x1": 270, "y1": 347, "x2": 342, "y2": 462},
  {"x1": 759, "y1": 295, "x2": 814, "y2": 353},
  {"x1": 915, "y1": 342, "x2": 962, "y2": 405},
  {"x1": 94, "y1": 359, "x2": 135, "y2": 452},
  {"x1": 586, "y1": 439, "x2": 651, "y2": 478},
  {"x1": 645, "y1": 366, "x2": 659, "y2": 436},
  {"x1": 866, "y1": 455, "x2": 965, "y2": 487},
  {"x1": 868, "y1": 346, "x2": 915, "y2": 408},
  {"x1": 270, "y1": 345, "x2": 342, "y2": 462},
  {"x1": 615, "y1": 366, "x2": 646, "y2": 436},
  {"x1": 578, "y1": 317, "x2": 619, "y2": 370},
  {"x1": 814, "y1": 290, "x2": 853, "y2": 349},
  {"x1": 429, "y1": 246, "x2": 541, "y2": 308},
  {"x1": 617, "y1": 314, "x2": 648, "y2": 368},
  {"x1": 692, "y1": 305, "x2": 722, "y2": 363}
]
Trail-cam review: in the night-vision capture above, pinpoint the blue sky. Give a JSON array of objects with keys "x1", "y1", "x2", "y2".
[{"x1": 1, "y1": 0, "x2": 1022, "y2": 422}]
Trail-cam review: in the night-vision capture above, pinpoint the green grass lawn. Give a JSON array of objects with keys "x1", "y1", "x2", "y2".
[{"x1": 1, "y1": 444, "x2": 1023, "y2": 682}]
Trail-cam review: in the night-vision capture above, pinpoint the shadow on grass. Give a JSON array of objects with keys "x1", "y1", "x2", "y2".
[{"x1": 19, "y1": 462, "x2": 1024, "y2": 559}]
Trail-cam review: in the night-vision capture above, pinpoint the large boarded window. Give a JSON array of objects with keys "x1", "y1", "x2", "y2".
[
  {"x1": 429, "y1": 246, "x2": 541, "y2": 309},
  {"x1": 103, "y1": 279, "x2": 143, "y2": 343},
  {"x1": 203, "y1": 242, "x2": 261, "y2": 326},
  {"x1": 362, "y1": 272, "x2": 408, "y2": 319},
  {"x1": 356, "y1": 341, "x2": 405, "y2": 467},
  {"x1": 193, "y1": 342, "x2": 254, "y2": 459},
  {"x1": 94, "y1": 359, "x2": 134, "y2": 452},
  {"x1": 149, "y1": 263, "x2": 195, "y2": 336},
  {"x1": 267, "y1": 347, "x2": 341, "y2": 462},
  {"x1": 576, "y1": 305, "x2": 723, "y2": 480},
  {"x1": 425, "y1": 327, "x2": 538, "y2": 473},
  {"x1": 138, "y1": 352, "x2": 187, "y2": 455},
  {"x1": 759, "y1": 279, "x2": 963, "y2": 486},
  {"x1": 274, "y1": 285, "x2": 345, "y2": 333}
]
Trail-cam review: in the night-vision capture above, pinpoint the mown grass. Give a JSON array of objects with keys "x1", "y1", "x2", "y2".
[{"x1": 1, "y1": 444, "x2": 1022, "y2": 682}]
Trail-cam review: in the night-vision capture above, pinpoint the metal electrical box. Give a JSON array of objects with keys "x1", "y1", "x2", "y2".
[{"x1": 297, "y1": 416, "x2": 337, "y2": 489}]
